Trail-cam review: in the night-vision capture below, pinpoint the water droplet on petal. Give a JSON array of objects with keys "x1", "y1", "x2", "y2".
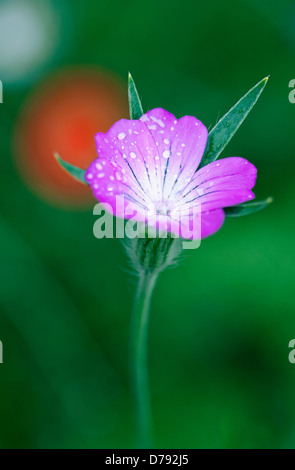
[
  {"x1": 115, "y1": 171, "x2": 122, "y2": 181},
  {"x1": 86, "y1": 173, "x2": 93, "y2": 180},
  {"x1": 98, "y1": 172, "x2": 105, "y2": 178},
  {"x1": 151, "y1": 116, "x2": 165, "y2": 127},
  {"x1": 107, "y1": 185, "x2": 114, "y2": 191},
  {"x1": 130, "y1": 152, "x2": 136, "y2": 159},
  {"x1": 164, "y1": 138, "x2": 170, "y2": 145},
  {"x1": 95, "y1": 162, "x2": 103, "y2": 170},
  {"x1": 110, "y1": 175, "x2": 115, "y2": 181},
  {"x1": 163, "y1": 150, "x2": 170, "y2": 159}
]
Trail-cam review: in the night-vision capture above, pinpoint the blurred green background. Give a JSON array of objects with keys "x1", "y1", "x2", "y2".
[{"x1": 0, "y1": 0, "x2": 295, "y2": 449}]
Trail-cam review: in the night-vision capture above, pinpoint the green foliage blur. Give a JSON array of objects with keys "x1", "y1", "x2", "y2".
[{"x1": 0, "y1": 0, "x2": 295, "y2": 449}]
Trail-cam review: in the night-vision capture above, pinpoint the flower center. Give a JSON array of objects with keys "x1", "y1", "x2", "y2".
[{"x1": 153, "y1": 201, "x2": 172, "y2": 216}]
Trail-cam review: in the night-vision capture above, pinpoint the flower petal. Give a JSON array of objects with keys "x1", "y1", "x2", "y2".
[
  {"x1": 85, "y1": 155, "x2": 150, "y2": 221},
  {"x1": 200, "y1": 209, "x2": 225, "y2": 238},
  {"x1": 94, "y1": 119, "x2": 158, "y2": 202},
  {"x1": 140, "y1": 108, "x2": 208, "y2": 200},
  {"x1": 179, "y1": 157, "x2": 257, "y2": 212}
]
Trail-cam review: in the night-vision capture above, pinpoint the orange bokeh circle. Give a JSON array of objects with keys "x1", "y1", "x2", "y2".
[{"x1": 14, "y1": 67, "x2": 128, "y2": 207}]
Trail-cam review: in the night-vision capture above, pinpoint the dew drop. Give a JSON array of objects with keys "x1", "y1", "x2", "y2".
[
  {"x1": 164, "y1": 138, "x2": 170, "y2": 145},
  {"x1": 86, "y1": 173, "x2": 93, "y2": 180},
  {"x1": 110, "y1": 175, "x2": 115, "y2": 181},
  {"x1": 95, "y1": 162, "x2": 103, "y2": 170},
  {"x1": 98, "y1": 173, "x2": 105, "y2": 178},
  {"x1": 115, "y1": 171, "x2": 122, "y2": 181},
  {"x1": 151, "y1": 116, "x2": 165, "y2": 127},
  {"x1": 130, "y1": 152, "x2": 136, "y2": 159},
  {"x1": 163, "y1": 150, "x2": 170, "y2": 159}
]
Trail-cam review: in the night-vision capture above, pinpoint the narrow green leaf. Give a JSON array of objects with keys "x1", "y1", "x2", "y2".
[
  {"x1": 224, "y1": 197, "x2": 273, "y2": 217},
  {"x1": 54, "y1": 153, "x2": 87, "y2": 184},
  {"x1": 200, "y1": 76, "x2": 269, "y2": 168},
  {"x1": 128, "y1": 72, "x2": 144, "y2": 119}
]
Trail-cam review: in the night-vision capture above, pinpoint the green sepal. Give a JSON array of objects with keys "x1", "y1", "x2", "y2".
[
  {"x1": 128, "y1": 72, "x2": 144, "y2": 120},
  {"x1": 124, "y1": 233, "x2": 182, "y2": 275},
  {"x1": 224, "y1": 197, "x2": 273, "y2": 217},
  {"x1": 199, "y1": 77, "x2": 269, "y2": 168},
  {"x1": 54, "y1": 153, "x2": 87, "y2": 184}
]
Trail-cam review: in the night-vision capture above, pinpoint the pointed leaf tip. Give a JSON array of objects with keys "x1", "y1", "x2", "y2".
[
  {"x1": 224, "y1": 196, "x2": 273, "y2": 217},
  {"x1": 199, "y1": 76, "x2": 269, "y2": 168},
  {"x1": 54, "y1": 153, "x2": 87, "y2": 184},
  {"x1": 128, "y1": 72, "x2": 144, "y2": 120}
]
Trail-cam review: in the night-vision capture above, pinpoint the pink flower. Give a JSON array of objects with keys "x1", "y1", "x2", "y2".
[{"x1": 85, "y1": 108, "x2": 257, "y2": 239}]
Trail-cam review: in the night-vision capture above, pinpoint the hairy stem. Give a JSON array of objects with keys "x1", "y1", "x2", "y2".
[{"x1": 131, "y1": 270, "x2": 159, "y2": 448}]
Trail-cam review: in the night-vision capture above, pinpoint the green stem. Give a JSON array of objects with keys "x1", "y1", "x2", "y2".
[{"x1": 131, "y1": 270, "x2": 159, "y2": 448}]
